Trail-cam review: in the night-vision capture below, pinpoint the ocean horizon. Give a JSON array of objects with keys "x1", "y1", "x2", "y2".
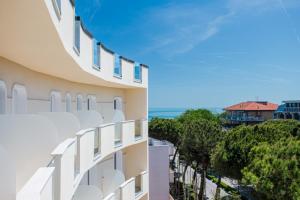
[{"x1": 148, "y1": 107, "x2": 223, "y2": 120}]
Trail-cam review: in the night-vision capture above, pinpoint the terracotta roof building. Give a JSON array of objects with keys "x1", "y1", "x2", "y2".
[{"x1": 224, "y1": 101, "x2": 278, "y2": 125}]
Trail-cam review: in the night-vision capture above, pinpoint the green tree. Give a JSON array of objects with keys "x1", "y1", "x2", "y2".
[
  {"x1": 178, "y1": 109, "x2": 220, "y2": 124},
  {"x1": 149, "y1": 118, "x2": 183, "y2": 167},
  {"x1": 242, "y1": 138, "x2": 300, "y2": 200},
  {"x1": 211, "y1": 120, "x2": 300, "y2": 180},
  {"x1": 182, "y1": 118, "x2": 222, "y2": 199}
]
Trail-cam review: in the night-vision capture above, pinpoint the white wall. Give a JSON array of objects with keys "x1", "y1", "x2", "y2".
[
  {"x1": 149, "y1": 145, "x2": 169, "y2": 200},
  {"x1": 0, "y1": 57, "x2": 126, "y2": 122}
]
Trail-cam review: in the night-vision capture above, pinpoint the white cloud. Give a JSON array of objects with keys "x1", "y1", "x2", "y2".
[
  {"x1": 142, "y1": 3, "x2": 234, "y2": 56},
  {"x1": 140, "y1": 0, "x2": 300, "y2": 56}
]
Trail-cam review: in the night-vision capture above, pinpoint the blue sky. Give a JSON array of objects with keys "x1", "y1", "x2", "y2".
[{"x1": 76, "y1": 0, "x2": 300, "y2": 108}]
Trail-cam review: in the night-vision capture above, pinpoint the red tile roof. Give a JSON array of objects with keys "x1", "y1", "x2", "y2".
[{"x1": 224, "y1": 101, "x2": 278, "y2": 111}]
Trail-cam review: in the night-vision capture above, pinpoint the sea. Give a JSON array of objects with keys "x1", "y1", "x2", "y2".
[{"x1": 148, "y1": 107, "x2": 223, "y2": 120}]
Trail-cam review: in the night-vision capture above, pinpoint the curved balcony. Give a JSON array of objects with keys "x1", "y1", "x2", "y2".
[
  {"x1": 0, "y1": 113, "x2": 148, "y2": 200},
  {"x1": 0, "y1": 0, "x2": 148, "y2": 88}
]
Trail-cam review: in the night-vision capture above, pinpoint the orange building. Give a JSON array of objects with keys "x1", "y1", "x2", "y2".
[{"x1": 224, "y1": 101, "x2": 278, "y2": 125}]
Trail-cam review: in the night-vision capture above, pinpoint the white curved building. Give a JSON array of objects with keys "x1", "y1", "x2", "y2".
[{"x1": 0, "y1": 0, "x2": 149, "y2": 200}]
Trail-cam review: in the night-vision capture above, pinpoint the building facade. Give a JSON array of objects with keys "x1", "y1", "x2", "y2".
[
  {"x1": 224, "y1": 101, "x2": 278, "y2": 125},
  {"x1": 0, "y1": 1, "x2": 149, "y2": 200},
  {"x1": 274, "y1": 100, "x2": 300, "y2": 120},
  {"x1": 149, "y1": 139, "x2": 173, "y2": 200}
]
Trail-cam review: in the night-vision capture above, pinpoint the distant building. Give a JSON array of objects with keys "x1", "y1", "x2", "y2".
[
  {"x1": 274, "y1": 100, "x2": 300, "y2": 120},
  {"x1": 224, "y1": 101, "x2": 278, "y2": 125}
]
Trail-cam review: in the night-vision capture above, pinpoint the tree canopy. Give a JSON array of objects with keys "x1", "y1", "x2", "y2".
[
  {"x1": 177, "y1": 109, "x2": 220, "y2": 124},
  {"x1": 242, "y1": 138, "x2": 300, "y2": 200},
  {"x1": 211, "y1": 120, "x2": 300, "y2": 180},
  {"x1": 149, "y1": 117, "x2": 182, "y2": 146}
]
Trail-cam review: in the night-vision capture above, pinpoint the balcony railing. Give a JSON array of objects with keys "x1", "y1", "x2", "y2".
[
  {"x1": 284, "y1": 107, "x2": 300, "y2": 112},
  {"x1": 227, "y1": 116, "x2": 264, "y2": 122},
  {"x1": 101, "y1": 171, "x2": 149, "y2": 200},
  {"x1": 17, "y1": 119, "x2": 148, "y2": 200}
]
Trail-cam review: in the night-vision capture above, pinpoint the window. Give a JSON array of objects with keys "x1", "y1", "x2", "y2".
[
  {"x1": 52, "y1": 0, "x2": 61, "y2": 19},
  {"x1": 12, "y1": 84, "x2": 27, "y2": 114},
  {"x1": 87, "y1": 95, "x2": 97, "y2": 110},
  {"x1": 114, "y1": 54, "x2": 122, "y2": 77},
  {"x1": 65, "y1": 93, "x2": 72, "y2": 112},
  {"x1": 50, "y1": 91, "x2": 62, "y2": 112},
  {"x1": 113, "y1": 97, "x2": 123, "y2": 111},
  {"x1": 0, "y1": 80, "x2": 7, "y2": 114},
  {"x1": 134, "y1": 63, "x2": 142, "y2": 82},
  {"x1": 73, "y1": 17, "x2": 80, "y2": 55},
  {"x1": 92, "y1": 39, "x2": 100, "y2": 69},
  {"x1": 77, "y1": 94, "x2": 83, "y2": 111}
]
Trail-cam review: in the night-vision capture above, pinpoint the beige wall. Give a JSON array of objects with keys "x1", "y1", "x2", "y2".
[
  {"x1": 125, "y1": 88, "x2": 148, "y2": 120},
  {"x1": 0, "y1": 57, "x2": 148, "y2": 122},
  {"x1": 123, "y1": 141, "x2": 148, "y2": 179}
]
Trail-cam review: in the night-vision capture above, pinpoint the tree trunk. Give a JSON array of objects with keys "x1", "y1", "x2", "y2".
[
  {"x1": 214, "y1": 175, "x2": 221, "y2": 200},
  {"x1": 192, "y1": 164, "x2": 199, "y2": 200},
  {"x1": 182, "y1": 165, "x2": 188, "y2": 200},
  {"x1": 198, "y1": 168, "x2": 206, "y2": 200},
  {"x1": 171, "y1": 147, "x2": 179, "y2": 169}
]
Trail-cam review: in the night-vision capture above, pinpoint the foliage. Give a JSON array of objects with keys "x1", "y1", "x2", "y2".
[
  {"x1": 178, "y1": 109, "x2": 220, "y2": 124},
  {"x1": 211, "y1": 120, "x2": 300, "y2": 180},
  {"x1": 181, "y1": 118, "x2": 222, "y2": 199},
  {"x1": 182, "y1": 118, "x2": 222, "y2": 164},
  {"x1": 149, "y1": 117, "x2": 182, "y2": 146},
  {"x1": 242, "y1": 138, "x2": 300, "y2": 200}
]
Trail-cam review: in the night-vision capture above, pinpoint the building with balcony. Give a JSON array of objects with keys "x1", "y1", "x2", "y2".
[
  {"x1": 273, "y1": 100, "x2": 300, "y2": 120},
  {"x1": 224, "y1": 101, "x2": 278, "y2": 125},
  {"x1": 0, "y1": 1, "x2": 149, "y2": 200}
]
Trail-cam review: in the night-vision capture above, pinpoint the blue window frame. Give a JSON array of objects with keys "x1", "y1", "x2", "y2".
[
  {"x1": 134, "y1": 63, "x2": 142, "y2": 82},
  {"x1": 93, "y1": 39, "x2": 100, "y2": 69},
  {"x1": 114, "y1": 54, "x2": 122, "y2": 77},
  {"x1": 74, "y1": 17, "x2": 80, "y2": 54}
]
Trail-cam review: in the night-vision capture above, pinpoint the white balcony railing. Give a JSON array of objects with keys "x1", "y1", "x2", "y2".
[
  {"x1": 17, "y1": 119, "x2": 148, "y2": 200},
  {"x1": 102, "y1": 171, "x2": 149, "y2": 200}
]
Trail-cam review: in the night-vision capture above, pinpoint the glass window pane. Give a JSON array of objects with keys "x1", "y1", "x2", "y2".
[
  {"x1": 93, "y1": 39, "x2": 100, "y2": 68},
  {"x1": 134, "y1": 64, "x2": 141, "y2": 81},
  {"x1": 114, "y1": 54, "x2": 121, "y2": 76},
  {"x1": 74, "y1": 19, "x2": 80, "y2": 53}
]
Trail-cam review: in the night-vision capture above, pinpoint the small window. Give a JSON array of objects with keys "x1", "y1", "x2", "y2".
[
  {"x1": 74, "y1": 17, "x2": 81, "y2": 55},
  {"x1": 134, "y1": 63, "x2": 142, "y2": 82},
  {"x1": 113, "y1": 97, "x2": 122, "y2": 111},
  {"x1": 77, "y1": 94, "x2": 83, "y2": 111},
  {"x1": 50, "y1": 91, "x2": 62, "y2": 112},
  {"x1": 66, "y1": 93, "x2": 72, "y2": 112},
  {"x1": 12, "y1": 84, "x2": 27, "y2": 114},
  {"x1": 0, "y1": 80, "x2": 7, "y2": 114},
  {"x1": 114, "y1": 54, "x2": 122, "y2": 77},
  {"x1": 52, "y1": 0, "x2": 61, "y2": 18},
  {"x1": 87, "y1": 95, "x2": 97, "y2": 110},
  {"x1": 92, "y1": 39, "x2": 100, "y2": 69}
]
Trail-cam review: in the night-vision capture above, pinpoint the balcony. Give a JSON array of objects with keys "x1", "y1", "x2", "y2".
[
  {"x1": 284, "y1": 107, "x2": 300, "y2": 113},
  {"x1": 0, "y1": 114, "x2": 148, "y2": 200},
  {"x1": 227, "y1": 116, "x2": 264, "y2": 122},
  {"x1": 102, "y1": 171, "x2": 149, "y2": 200}
]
